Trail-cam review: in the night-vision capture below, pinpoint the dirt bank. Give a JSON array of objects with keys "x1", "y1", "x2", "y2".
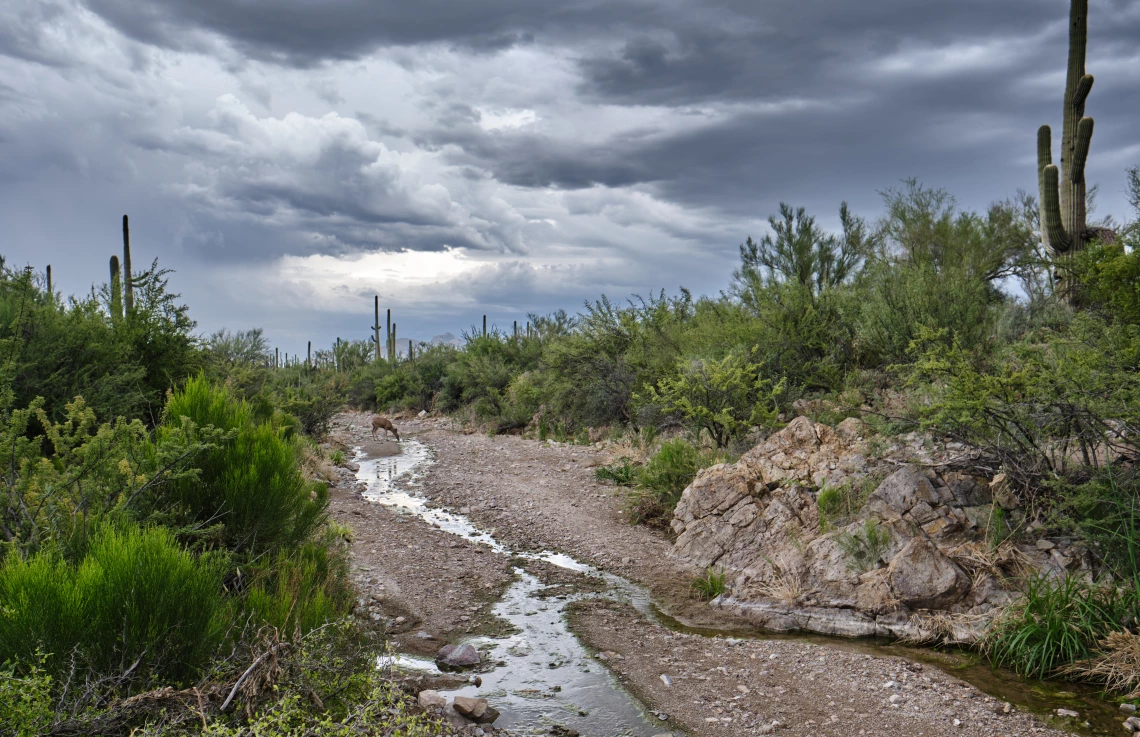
[{"x1": 327, "y1": 413, "x2": 1076, "y2": 737}]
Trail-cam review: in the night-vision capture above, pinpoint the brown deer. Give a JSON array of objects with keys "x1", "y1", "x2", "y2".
[{"x1": 371, "y1": 415, "x2": 400, "y2": 441}]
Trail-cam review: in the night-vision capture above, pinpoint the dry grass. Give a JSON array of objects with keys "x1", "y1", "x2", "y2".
[
  {"x1": 900, "y1": 610, "x2": 993, "y2": 646},
  {"x1": 948, "y1": 540, "x2": 1035, "y2": 587},
  {"x1": 753, "y1": 556, "x2": 806, "y2": 604},
  {"x1": 1063, "y1": 631, "x2": 1140, "y2": 698}
]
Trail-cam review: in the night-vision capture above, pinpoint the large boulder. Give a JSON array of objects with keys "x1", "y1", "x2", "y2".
[
  {"x1": 886, "y1": 538, "x2": 970, "y2": 609},
  {"x1": 435, "y1": 643, "x2": 481, "y2": 668},
  {"x1": 453, "y1": 696, "x2": 500, "y2": 724},
  {"x1": 866, "y1": 466, "x2": 938, "y2": 517}
]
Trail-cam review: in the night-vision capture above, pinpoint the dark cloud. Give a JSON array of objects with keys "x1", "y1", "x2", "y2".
[{"x1": 2, "y1": 0, "x2": 1138, "y2": 354}]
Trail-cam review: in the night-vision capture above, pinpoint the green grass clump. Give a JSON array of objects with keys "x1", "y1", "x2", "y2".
[
  {"x1": 836, "y1": 519, "x2": 890, "y2": 573},
  {"x1": 0, "y1": 524, "x2": 226, "y2": 685},
  {"x1": 817, "y1": 477, "x2": 877, "y2": 530},
  {"x1": 984, "y1": 574, "x2": 1134, "y2": 680},
  {"x1": 595, "y1": 457, "x2": 639, "y2": 486},
  {"x1": 329, "y1": 449, "x2": 347, "y2": 466},
  {"x1": 690, "y1": 567, "x2": 728, "y2": 601}
]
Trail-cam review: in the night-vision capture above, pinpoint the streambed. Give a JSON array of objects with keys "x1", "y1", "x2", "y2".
[{"x1": 355, "y1": 439, "x2": 1120, "y2": 735}]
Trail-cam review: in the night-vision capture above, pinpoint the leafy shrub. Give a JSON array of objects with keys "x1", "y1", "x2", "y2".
[
  {"x1": 690, "y1": 567, "x2": 727, "y2": 601},
  {"x1": 0, "y1": 524, "x2": 226, "y2": 685},
  {"x1": 0, "y1": 652, "x2": 54, "y2": 737},
  {"x1": 641, "y1": 349, "x2": 785, "y2": 448},
  {"x1": 1076, "y1": 241, "x2": 1140, "y2": 325},
  {"x1": 984, "y1": 574, "x2": 1134, "y2": 679},
  {"x1": 836, "y1": 519, "x2": 890, "y2": 573}
]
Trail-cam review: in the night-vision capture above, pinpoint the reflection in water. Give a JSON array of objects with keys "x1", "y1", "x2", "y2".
[{"x1": 356, "y1": 441, "x2": 1119, "y2": 735}]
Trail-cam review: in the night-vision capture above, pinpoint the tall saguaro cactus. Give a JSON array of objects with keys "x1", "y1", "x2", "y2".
[
  {"x1": 1037, "y1": 0, "x2": 1095, "y2": 301},
  {"x1": 122, "y1": 215, "x2": 134, "y2": 315}
]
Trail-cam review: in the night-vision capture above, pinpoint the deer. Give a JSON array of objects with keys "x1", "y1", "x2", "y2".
[{"x1": 370, "y1": 415, "x2": 401, "y2": 442}]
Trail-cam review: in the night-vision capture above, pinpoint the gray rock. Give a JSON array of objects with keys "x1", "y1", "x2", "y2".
[
  {"x1": 418, "y1": 689, "x2": 447, "y2": 709},
  {"x1": 453, "y1": 695, "x2": 499, "y2": 724},
  {"x1": 869, "y1": 466, "x2": 937, "y2": 516},
  {"x1": 436, "y1": 643, "x2": 482, "y2": 668},
  {"x1": 887, "y1": 538, "x2": 970, "y2": 609}
]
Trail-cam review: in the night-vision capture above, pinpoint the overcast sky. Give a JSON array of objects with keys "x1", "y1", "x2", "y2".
[{"x1": 2, "y1": 0, "x2": 1138, "y2": 352}]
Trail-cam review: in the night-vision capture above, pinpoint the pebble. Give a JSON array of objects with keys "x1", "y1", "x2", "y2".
[
  {"x1": 1055, "y1": 708, "x2": 1079, "y2": 718},
  {"x1": 1124, "y1": 704, "x2": 1138, "y2": 714},
  {"x1": 659, "y1": 674, "x2": 672, "y2": 687}
]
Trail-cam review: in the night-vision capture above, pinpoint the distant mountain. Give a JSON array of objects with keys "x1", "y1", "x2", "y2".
[{"x1": 429, "y1": 332, "x2": 461, "y2": 347}]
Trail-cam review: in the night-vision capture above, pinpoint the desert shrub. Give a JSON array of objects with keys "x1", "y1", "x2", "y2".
[
  {"x1": 640, "y1": 349, "x2": 785, "y2": 448},
  {"x1": 690, "y1": 567, "x2": 727, "y2": 601},
  {"x1": 836, "y1": 519, "x2": 890, "y2": 573},
  {"x1": 245, "y1": 536, "x2": 353, "y2": 637},
  {"x1": 160, "y1": 377, "x2": 328, "y2": 556},
  {"x1": 0, "y1": 652, "x2": 54, "y2": 737},
  {"x1": 906, "y1": 316, "x2": 1140, "y2": 500},
  {"x1": 984, "y1": 574, "x2": 1135, "y2": 680},
  {"x1": 627, "y1": 439, "x2": 719, "y2": 526},
  {"x1": 0, "y1": 262, "x2": 202, "y2": 425},
  {"x1": 1076, "y1": 241, "x2": 1140, "y2": 326},
  {"x1": 0, "y1": 524, "x2": 226, "y2": 685}
]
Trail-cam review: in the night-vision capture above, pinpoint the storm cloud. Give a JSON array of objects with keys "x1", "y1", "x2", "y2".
[{"x1": 1, "y1": 0, "x2": 1138, "y2": 351}]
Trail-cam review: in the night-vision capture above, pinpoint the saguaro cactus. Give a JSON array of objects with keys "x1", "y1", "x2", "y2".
[
  {"x1": 122, "y1": 215, "x2": 134, "y2": 315},
  {"x1": 109, "y1": 255, "x2": 123, "y2": 321},
  {"x1": 1037, "y1": 0, "x2": 1095, "y2": 301},
  {"x1": 387, "y1": 309, "x2": 392, "y2": 362},
  {"x1": 392, "y1": 323, "x2": 397, "y2": 361},
  {"x1": 46, "y1": 265, "x2": 52, "y2": 299},
  {"x1": 371, "y1": 297, "x2": 382, "y2": 361}
]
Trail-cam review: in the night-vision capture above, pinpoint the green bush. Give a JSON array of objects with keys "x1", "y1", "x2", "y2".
[
  {"x1": 161, "y1": 377, "x2": 328, "y2": 556},
  {"x1": 595, "y1": 457, "x2": 639, "y2": 486},
  {"x1": 627, "y1": 440, "x2": 718, "y2": 526},
  {"x1": 246, "y1": 538, "x2": 352, "y2": 636},
  {"x1": 0, "y1": 652, "x2": 54, "y2": 737},
  {"x1": 0, "y1": 524, "x2": 226, "y2": 685},
  {"x1": 640, "y1": 349, "x2": 785, "y2": 448},
  {"x1": 984, "y1": 574, "x2": 1134, "y2": 680},
  {"x1": 817, "y1": 478, "x2": 876, "y2": 530}
]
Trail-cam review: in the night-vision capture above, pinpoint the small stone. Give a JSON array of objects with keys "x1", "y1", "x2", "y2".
[
  {"x1": 660, "y1": 674, "x2": 672, "y2": 687},
  {"x1": 1036, "y1": 539, "x2": 1055, "y2": 551},
  {"x1": 470, "y1": 675, "x2": 483, "y2": 687},
  {"x1": 1125, "y1": 715, "x2": 1140, "y2": 732},
  {"x1": 460, "y1": 506, "x2": 471, "y2": 514},
  {"x1": 883, "y1": 681, "x2": 898, "y2": 689},
  {"x1": 393, "y1": 616, "x2": 406, "y2": 625},
  {"x1": 415, "y1": 631, "x2": 434, "y2": 640},
  {"x1": 1122, "y1": 704, "x2": 1137, "y2": 714},
  {"x1": 889, "y1": 694, "x2": 903, "y2": 704},
  {"x1": 418, "y1": 690, "x2": 447, "y2": 709},
  {"x1": 737, "y1": 685, "x2": 749, "y2": 694},
  {"x1": 1056, "y1": 708, "x2": 1080, "y2": 718},
  {"x1": 952, "y1": 719, "x2": 962, "y2": 727}
]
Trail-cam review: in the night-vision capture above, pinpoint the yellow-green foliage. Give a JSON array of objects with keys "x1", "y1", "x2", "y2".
[
  {"x1": 640, "y1": 349, "x2": 785, "y2": 448},
  {"x1": 0, "y1": 652, "x2": 54, "y2": 737}
]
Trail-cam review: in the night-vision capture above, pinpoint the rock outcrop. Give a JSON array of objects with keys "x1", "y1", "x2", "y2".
[{"x1": 670, "y1": 416, "x2": 1090, "y2": 641}]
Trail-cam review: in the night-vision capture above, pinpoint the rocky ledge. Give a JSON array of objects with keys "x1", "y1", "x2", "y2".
[{"x1": 670, "y1": 417, "x2": 1091, "y2": 641}]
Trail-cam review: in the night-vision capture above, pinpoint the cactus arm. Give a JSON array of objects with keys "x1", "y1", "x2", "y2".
[
  {"x1": 1072, "y1": 117, "x2": 1093, "y2": 183},
  {"x1": 1042, "y1": 166, "x2": 1073, "y2": 252},
  {"x1": 1073, "y1": 74, "x2": 1094, "y2": 109}
]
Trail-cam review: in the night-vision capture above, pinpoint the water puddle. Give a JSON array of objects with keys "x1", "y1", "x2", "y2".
[{"x1": 356, "y1": 441, "x2": 1121, "y2": 735}]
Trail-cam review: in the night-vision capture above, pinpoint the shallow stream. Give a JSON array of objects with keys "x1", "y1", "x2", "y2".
[{"x1": 355, "y1": 440, "x2": 1121, "y2": 736}]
